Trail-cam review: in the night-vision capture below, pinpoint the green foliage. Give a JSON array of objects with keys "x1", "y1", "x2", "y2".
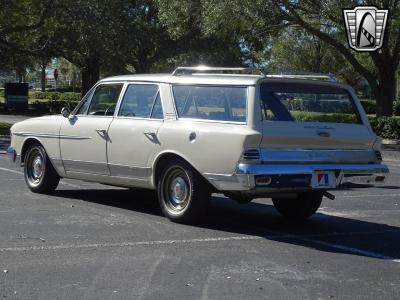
[
  {"x1": 369, "y1": 116, "x2": 400, "y2": 140},
  {"x1": 393, "y1": 100, "x2": 400, "y2": 116},
  {"x1": 292, "y1": 112, "x2": 359, "y2": 124},
  {"x1": 31, "y1": 91, "x2": 80, "y2": 102},
  {"x1": 360, "y1": 100, "x2": 376, "y2": 115}
]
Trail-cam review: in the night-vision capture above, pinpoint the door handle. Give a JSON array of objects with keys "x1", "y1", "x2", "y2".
[
  {"x1": 144, "y1": 131, "x2": 157, "y2": 138},
  {"x1": 96, "y1": 129, "x2": 108, "y2": 138}
]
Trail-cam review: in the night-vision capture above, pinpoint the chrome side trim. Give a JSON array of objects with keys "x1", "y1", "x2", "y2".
[
  {"x1": 108, "y1": 163, "x2": 151, "y2": 179},
  {"x1": 63, "y1": 159, "x2": 109, "y2": 175},
  {"x1": 13, "y1": 132, "x2": 91, "y2": 140},
  {"x1": 259, "y1": 149, "x2": 378, "y2": 164}
]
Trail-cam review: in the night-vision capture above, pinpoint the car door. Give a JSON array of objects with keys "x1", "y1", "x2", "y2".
[
  {"x1": 60, "y1": 83, "x2": 124, "y2": 175},
  {"x1": 107, "y1": 83, "x2": 163, "y2": 182}
]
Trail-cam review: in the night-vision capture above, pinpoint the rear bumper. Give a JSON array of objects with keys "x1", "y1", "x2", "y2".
[
  {"x1": 205, "y1": 163, "x2": 389, "y2": 192},
  {"x1": 7, "y1": 146, "x2": 20, "y2": 164}
]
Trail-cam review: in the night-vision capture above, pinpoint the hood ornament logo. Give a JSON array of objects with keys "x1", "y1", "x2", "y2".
[{"x1": 343, "y1": 6, "x2": 389, "y2": 52}]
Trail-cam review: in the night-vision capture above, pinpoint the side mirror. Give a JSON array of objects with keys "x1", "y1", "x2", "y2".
[{"x1": 61, "y1": 107, "x2": 71, "y2": 118}]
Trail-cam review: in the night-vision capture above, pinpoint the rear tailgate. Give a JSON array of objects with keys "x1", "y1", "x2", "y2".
[{"x1": 259, "y1": 80, "x2": 377, "y2": 162}]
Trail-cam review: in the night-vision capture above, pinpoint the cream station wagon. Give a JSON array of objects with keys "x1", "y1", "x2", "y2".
[{"x1": 8, "y1": 67, "x2": 389, "y2": 222}]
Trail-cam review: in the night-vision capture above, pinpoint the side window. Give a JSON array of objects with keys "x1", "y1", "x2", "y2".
[
  {"x1": 172, "y1": 85, "x2": 247, "y2": 122},
  {"x1": 150, "y1": 94, "x2": 163, "y2": 119},
  {"x1": 86, "y1": 84, "x2": 123, "y2": 116},
  {"x1": 75, "y1": 90, "x2": 92, "y2": 115},
  {"x1": 118, "y1": 84, "x2": 159, "y2": 118}
]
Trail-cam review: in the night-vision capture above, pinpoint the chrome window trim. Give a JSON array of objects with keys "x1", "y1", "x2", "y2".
[
  {"x1": 258, "y1": 83, "x2": 363, "y2": 125},
  {"x1": 114, "y1": 82, "x2": 164, "y2": 120},
  {"x1": 170, "y1": 84, "x2": 249, "y2": 125},
  {"x1": 73, "y1": 81, "x2": 126, "y2": 116}
]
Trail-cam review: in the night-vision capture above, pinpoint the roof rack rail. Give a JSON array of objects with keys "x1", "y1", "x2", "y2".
[
  {"x1": 171, "y1": 66, "x2": 336, "y2": 82},
  {"x1": 171, "y1": 66, "x2": 268, "y2": 77},
  {"x1": 266, "y1": 72, "x2": 336, "y2": 82}
]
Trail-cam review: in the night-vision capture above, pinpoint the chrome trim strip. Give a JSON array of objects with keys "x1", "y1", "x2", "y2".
[
  {"x1": 108, "y1": 163, "x2": 151, "y2": 178},
  {"x1": 63, "y1": 159, "x2": 109, "y2": 175},
  {"x1": 237, "y1": 163, "x2": 389, "y2": 175},
  {"x1": 259, "y1": 149, "x2": 378, "y2": 164},
  {"x1": 13, "y1": 132, "x2": 91, "y2": 140}
]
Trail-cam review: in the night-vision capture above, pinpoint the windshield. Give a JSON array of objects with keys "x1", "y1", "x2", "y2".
[{"x1": 260, "y1": 82, "x2": 361, "y2": 124}]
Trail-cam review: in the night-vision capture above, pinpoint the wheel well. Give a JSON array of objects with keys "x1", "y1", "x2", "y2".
[
  {"x1": 20, "y1": 138, "x2": 41, "y2": 164},
  {"x1": 153, "y1": 153, "x2": 215, "y2": 191}
]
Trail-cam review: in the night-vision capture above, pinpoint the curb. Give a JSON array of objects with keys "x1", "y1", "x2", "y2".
[{"x1": 382, "y1": 139, "x2": 400, "y2": 145}]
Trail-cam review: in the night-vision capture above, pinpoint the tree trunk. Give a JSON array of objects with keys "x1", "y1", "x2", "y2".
[
  {"x1": 370, "y1": 70, "x2": 397, "y2": 116},
  {"x1": 81, "y1": 57, "x2": 100, "y2": 95}
]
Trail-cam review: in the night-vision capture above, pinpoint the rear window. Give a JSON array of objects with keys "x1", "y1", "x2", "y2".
[
  {"x1": 260, "y1": 82, "x2": 361, "y2": 124},
  {"x1": 172, "y1": 85, "x2": 247, "y2": 123}
]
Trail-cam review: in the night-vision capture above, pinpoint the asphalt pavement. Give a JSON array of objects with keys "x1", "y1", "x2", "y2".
[{"x1": 0, "y1": 152, "x2": 399, "y2": 299}]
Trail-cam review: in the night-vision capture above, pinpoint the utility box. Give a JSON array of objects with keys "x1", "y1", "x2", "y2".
[{"x1": 5, "y1": 83, "x2": 28, "y2": 110}]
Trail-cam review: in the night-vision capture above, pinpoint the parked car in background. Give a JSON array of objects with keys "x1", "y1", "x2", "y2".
[{"x1": 8, "y1": 67, "x2": 389, "y2": 223}]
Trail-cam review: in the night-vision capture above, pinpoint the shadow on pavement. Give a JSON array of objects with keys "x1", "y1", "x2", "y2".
[{"x1": 53, "y1": 188, "x2": 400, "y2": 261}]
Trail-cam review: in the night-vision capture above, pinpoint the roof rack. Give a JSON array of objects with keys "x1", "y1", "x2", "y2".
[
  {"x1": 266, "y1": 72, "x2": 336, "y2": 82},
  {"x1": 171, "y1": 66, "x2": 268, "y2": 77},
  {"x1": 171, "y1": 66, "x2": 336, "y2": 82}
]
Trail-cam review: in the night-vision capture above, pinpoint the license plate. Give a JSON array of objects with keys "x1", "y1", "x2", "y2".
[{"x1": 311, "y1": 171, "x2": 336, "y2": 189}]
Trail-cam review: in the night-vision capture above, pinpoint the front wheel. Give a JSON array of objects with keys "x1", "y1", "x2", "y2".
[
  {"x1": 24, "y1": 143, "x2": 60, "y2": 193},
  {"x1": 157, "y1": 159, "x2": 211, "y2": 223},
  {"x1": 272, "y1": 191, "x2": 323, "y2": 219}
]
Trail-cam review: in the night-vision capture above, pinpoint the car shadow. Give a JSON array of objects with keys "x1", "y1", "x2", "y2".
[{"x1": 53, "y1": 188, "x2": 400, "y2": 261}]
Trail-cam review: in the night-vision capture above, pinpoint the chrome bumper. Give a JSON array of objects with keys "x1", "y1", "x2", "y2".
[
  {"x1": 7, "y1": 146, "x2": 20, "y2": 164},
  {"x1": 205, "y1": 163, "x2": 389, "y2": 192}
]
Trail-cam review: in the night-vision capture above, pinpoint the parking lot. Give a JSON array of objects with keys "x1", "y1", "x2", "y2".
[{"x1": 0, "y1": 150, "x2": 399, "y2": 299}]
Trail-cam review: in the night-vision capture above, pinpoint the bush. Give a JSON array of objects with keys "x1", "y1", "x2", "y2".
[
  {"x1": 59, "y1": 92, "x2": 81, "y2": 102},
  {"x1": 360, "y1": 100, "x2": 376, "y2": 114},
  {"x1": 368, "y1": 116, "x2": 400, "y2": 140},
  {"x1": 393, "y1": 99, "x2": 400, "y2": 116}
]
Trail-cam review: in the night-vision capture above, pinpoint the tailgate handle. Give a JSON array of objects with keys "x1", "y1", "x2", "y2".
[{"x1": 317, "y1": 131, "x2": 331, "y2": 138}]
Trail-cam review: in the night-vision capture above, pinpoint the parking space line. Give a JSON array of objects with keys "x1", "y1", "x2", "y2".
[
  {"x1": 0, "y1": 236, "x2": 261, "y2": 253},
  {"x1": 292, "y1": 237, "x2": 400, "y2": 263},
  {"x1": 342, "y1": 193, "x2": 400, "y2": 198},
  {"x1": 0, "y1": 166, "x2": 83, "y2": 188}
]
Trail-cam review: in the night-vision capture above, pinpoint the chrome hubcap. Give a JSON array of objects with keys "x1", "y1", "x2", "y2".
[
  {"x1": 163, "y1": 168, "x2": 191, "y2": 212},
  {"x1": 32, "y1": 156, "x2": 43, "y2": 179},
  {"x1": 26, "y1": 149, "x2": 45, "y2": 186}
]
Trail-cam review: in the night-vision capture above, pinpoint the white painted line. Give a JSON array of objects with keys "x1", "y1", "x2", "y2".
[
  {"x1": 0, "y1": 166, "x2": 23, "y2": 175},
  {"x1": 342, "y1": 193, "x2": 400, "y2": 198},
  {"x1": 0, "y1": 236, "x2": 261, "y2": 253},
  {"x1": 0, "y1": 166, "x2": 82, "y2": 188},
  {"x1": 297, "y1": 237, "x2": 400, "y2": 263}
]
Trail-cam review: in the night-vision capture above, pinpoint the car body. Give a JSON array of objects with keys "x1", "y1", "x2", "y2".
[{"x1": 7, "y1": 67, "x2": 389, "y2": 222}]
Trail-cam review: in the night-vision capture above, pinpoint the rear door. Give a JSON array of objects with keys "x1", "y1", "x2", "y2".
[
  {"x1": 259, "y1": 81, "x2": 375, "y2": 150},
  {"x1": 106, "y1": 83, "x2": 163, "y2": 182}
]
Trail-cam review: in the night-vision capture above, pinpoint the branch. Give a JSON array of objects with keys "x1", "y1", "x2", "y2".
[{"x1": 280, "y1": 4, "x2": 378, "y2": 89}]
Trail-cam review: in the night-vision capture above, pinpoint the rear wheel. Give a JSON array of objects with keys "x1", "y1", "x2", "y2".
[
  {"x1": 272, "y1": 191, "x2": 323, "y2": 219},
  {"x1": 24, "y1": 143, "x2": 60, "y2": 193},
  {"x1": 157, "y1": 158, "x2": 211, "y2": 223}
]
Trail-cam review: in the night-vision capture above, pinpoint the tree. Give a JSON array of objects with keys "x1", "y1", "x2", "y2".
[{"x1": 193, "y1": 0, "x2": 400, "y2": 116}]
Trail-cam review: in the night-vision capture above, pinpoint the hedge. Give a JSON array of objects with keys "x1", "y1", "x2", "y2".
[
  {"x1": 32, "y1": 91, "x2": 81, "y2": 102},
  {"x1": 293, "y1": 111, "x2": 400, "y2": 140}
]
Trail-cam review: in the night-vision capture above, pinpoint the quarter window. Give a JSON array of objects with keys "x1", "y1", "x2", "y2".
[
  {"x1": 172, "y1": 85, "x2": 247, "y2": 123},
  {"x1": 85, "y1": 84, "x2": 123, "y2": 116},
  {"x1": 118, "y1": 84, "x2": 160, "y2": 118}
]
